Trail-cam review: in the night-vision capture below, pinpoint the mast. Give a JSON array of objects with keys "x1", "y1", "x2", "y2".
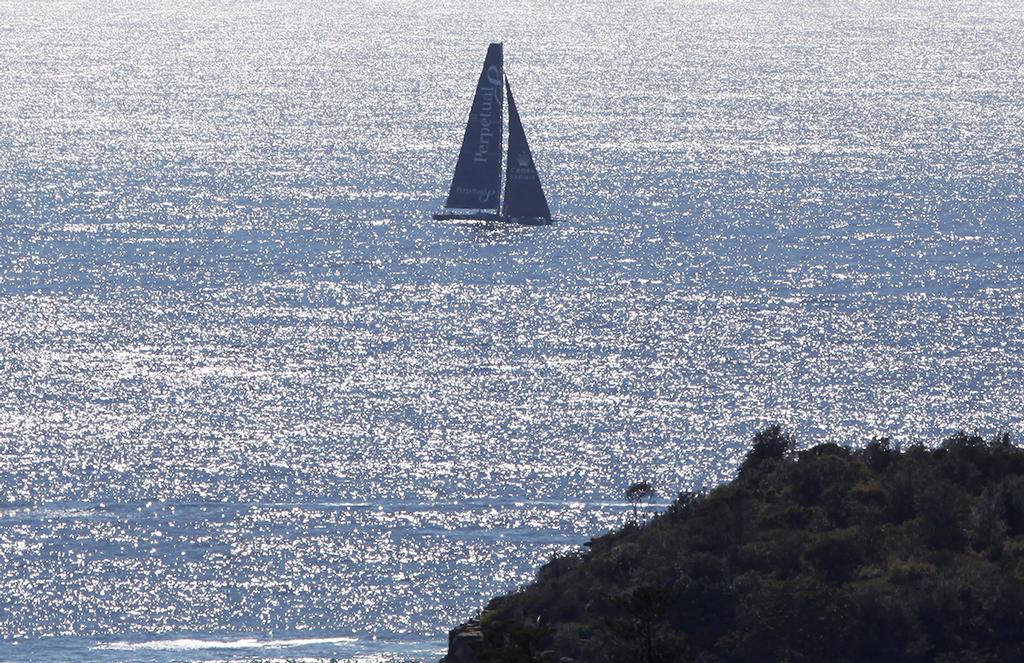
[
  {"x1": 442, "y1": 43, "x2": 505, "y2": 211},
  {"x1": 500, "y1": 77, "x2": 551, "y2": 222}
]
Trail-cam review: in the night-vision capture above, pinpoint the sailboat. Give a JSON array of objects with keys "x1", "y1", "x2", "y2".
[{"x1": 433, "y1": 43, "x2": 552, "y2": 225}]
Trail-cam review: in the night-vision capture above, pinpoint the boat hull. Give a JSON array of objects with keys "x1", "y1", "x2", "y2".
[
  {"x1": 432, "y1": 210, "x2": 551, "y2": 225},
  {"x1": 431, "y1": 211, "x2": 503, "y2": 222}
]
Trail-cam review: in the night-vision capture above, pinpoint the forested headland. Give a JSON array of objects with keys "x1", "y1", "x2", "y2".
[{"x1": 444, "y1": 427, "x2": 1024, "y2": 663}]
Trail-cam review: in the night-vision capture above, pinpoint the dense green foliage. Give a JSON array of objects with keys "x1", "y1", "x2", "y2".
[{"x1": 472, "y1": 428, "x2": 1024, "y2": 662}]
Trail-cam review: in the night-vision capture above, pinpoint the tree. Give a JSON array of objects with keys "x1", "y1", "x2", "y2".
[
  {"x1": 613, "y1": 585, "x2": 676, "y2": 663},
  {"x1": 739, "y1": 425, "x2": 795, "y2": 475},
  {"x1": 626, "y1": 481, "x2": 656, "y2": 524},
  {"x1": 506, "y1": 622, "x2": 553, "y2": 663}
]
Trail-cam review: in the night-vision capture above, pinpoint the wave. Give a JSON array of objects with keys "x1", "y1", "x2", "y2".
[{"x1": 95, "y1": 635, "x2": 359, "y2": 651}]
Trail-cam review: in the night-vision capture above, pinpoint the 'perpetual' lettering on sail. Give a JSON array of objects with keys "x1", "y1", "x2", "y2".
[{"x1": 473, "y1": 66, "x2": 502, "y2": 163}]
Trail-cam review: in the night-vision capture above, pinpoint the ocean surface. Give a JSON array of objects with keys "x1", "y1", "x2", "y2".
[{"x1": 1, "y1": 0, "x2": 1022, "y2": 660}]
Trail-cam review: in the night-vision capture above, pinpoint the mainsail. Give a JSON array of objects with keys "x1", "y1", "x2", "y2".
[
  {"x1": 500, "y1": 78, "x2": 550, "y2": 221},
  {"x1": 443, "y1": 43, "x2": 505, "y2": 211}
]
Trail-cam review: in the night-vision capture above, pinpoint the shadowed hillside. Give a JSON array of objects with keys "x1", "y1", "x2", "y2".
[{"x1": 444, "y1": 427, "x2": 1024, "y2": 663}]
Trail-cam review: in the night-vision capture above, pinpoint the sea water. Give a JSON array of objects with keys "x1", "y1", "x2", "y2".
[{"x1": 1, "y1": 0, "x2": 1022, "y2": 660}]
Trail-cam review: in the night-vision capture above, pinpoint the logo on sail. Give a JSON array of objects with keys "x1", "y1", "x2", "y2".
[
  {"x1": 454, "y1": 185, "x2": 495, "y2": 203},
  {"x1": 508, "y1": 150, "x2": 535, "y2": 182},
  {"x1": 474, "y1": 66, "x2": 502, "y2": 165}
]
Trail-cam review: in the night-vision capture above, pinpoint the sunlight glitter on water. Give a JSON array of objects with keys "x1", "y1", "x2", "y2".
[{"x1": 1, "y1": 0, "x2": 1023, "y2": 660}]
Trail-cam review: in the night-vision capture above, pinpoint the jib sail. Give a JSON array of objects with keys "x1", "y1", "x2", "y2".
[{"x1": 500, "y1": 77, "x2": 550, "y2": 221}]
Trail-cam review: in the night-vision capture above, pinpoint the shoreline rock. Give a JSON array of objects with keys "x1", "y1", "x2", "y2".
[{"x1": 440, "y1": 618, "x2": 482, "y2": 663}]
